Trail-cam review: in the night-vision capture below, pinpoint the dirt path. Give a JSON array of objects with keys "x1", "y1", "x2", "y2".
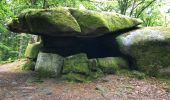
[{"x1": 0, "y1": 61, "x2": 169, "y2": 100}]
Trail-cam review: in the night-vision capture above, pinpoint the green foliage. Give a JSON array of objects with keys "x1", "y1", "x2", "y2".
[
  {"x1": 21, "y1": 59, "x2": 35, "y2": 70},
  {"x1": 0, "y1": 43, "x2": 18, "y2": 61}
]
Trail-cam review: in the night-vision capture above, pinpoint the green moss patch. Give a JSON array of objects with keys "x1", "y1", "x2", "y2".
[
  {"x1": 62, "y1": 54, "x2": 128, "y2": 82},
  {"x1": 25, "y1": 42, "x2": 42, "y2": 59},
  {"x1": 62, "y1": 72, "x2": 89, "y2": 82},
  {"x1": 63, "y1": 53, "x2": 90, "y2": 75},
  {"x1": 69, "y1": 8, "x2": 142, "y2": 36},
  {"x1": 97, "y1": 57, "x2": 128, "y2": 74}
]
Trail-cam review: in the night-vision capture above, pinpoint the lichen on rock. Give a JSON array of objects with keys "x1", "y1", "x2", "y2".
[{"x1": 116, "y1": 27, "x2": 170, "y2": 76}]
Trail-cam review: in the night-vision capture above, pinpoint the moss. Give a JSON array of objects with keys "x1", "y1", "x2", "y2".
[
  {"x1": 97, "y1": 57, "x2": 128, "y2": 74},
  {"x1": 8, "y1": 7, "x2": 142, "y2": 37},
  {"x1": 62, "y1": 55, "x2": 105, "y2": 82},
  {"x1": 117, "y1": 69, "x2": 146, "y2": 80},
  {"x1": 117, "y1": 27, "x2": 170, "y2": 76},
  {"x1": 130, "y1": 41, "x2": 170, "y2": 76},
  {"x1": 104, "y1": 13, "x2": 142, "y2": 32},
  {"x1": 69, "y1": 8, "x2": 109, "y2": 35},
  {"x1": 21, "y1": 59, "x2": 35, "y2": 70},
  {"x1": 69, "y1": 8, "x2": 142, "y2": 36},
  {"x1": 63, "y1": 53, "x2": 90, "y2": 75},
  {"x1": 24, "y1": 7, "x2": 81, "y2": 35},
  {"x1": 25, "y1": 42, "x2": 42, "y2": 59},
  {"x1": 62, "y1": 72, "x2": 89, "y2": 82},
  {"x1": 88, "y1": 59, "x2": 98, "y2": 71},
  {"x1": 89, "y1": 68, "x2": 104, "y2": 80}
]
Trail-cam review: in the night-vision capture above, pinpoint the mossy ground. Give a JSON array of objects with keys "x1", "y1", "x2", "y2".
[{"x1": 21, "y1": 59, "x2": 35, "y2": 71}]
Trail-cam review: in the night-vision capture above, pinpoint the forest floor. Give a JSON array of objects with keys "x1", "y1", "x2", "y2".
[{"x1": 0, "y1": 60, "x2": 169, "y2": 100}]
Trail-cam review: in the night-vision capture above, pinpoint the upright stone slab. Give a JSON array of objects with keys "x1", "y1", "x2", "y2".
[
  {"x1": 25, "y1": 42, "x2": 42, "y2": 59},
  {"x1": 35, "y1": 52, "x2": 64, "y2": 78},
  {"x1": 116, "y1": 27, "x2": 170, "y2": 76}
]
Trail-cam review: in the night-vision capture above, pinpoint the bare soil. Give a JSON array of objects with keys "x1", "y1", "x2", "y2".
[{"x1": 0, "y1": 60, "x2": 169, "y2": 100}]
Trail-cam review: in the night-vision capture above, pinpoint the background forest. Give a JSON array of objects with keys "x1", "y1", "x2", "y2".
[{"x1": 0, "y1": 0, "x2": 170, "y2": 62}]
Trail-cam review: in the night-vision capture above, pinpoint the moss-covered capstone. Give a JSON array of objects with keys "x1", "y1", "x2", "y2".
[
  {"x1": 35, "y1": 52, "x2": 64, "y2": 78},
  {"x1": 116, "y1": 27, "x2": 170, "y2": 76},
  {"x1": 25, "y1": 42, "x2": 42, "y2": 59},
  {"x1": 7, "y1": 7, "x2": 142, "y2": 37}
]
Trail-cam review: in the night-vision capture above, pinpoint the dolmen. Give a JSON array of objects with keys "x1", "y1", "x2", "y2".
[{"x1": 7, "y1": 7, "x2": 170, "y2": 82}]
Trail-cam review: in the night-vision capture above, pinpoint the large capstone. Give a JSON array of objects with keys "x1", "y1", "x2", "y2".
[
  {"x1": 7, "y1": 7, "x2": 142, "y2": 37},
  {"x1": 116, "y1": 27, "x2": 170, "y2": 76}
]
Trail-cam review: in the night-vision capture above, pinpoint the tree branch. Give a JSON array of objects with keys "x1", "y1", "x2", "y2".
[{"x1": 136, "y1": 0, "x2": 156, "y2": 17}]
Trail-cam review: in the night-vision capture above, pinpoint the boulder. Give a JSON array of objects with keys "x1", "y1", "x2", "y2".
[
  {"x1": 35, "y1": 52, "x2": 64, "y2": 78},
  {"x1": 63, "y1": 53, "x2": 90, "y2": 75},
  {"x1": 97, "y1": 57, "x2": 128, "y2": 74},
  {"x1": 116, "y1": 27, "x2": 170, "y2": 76},
  {"x1": 7, "y1": 7, "x2": 142, "y2": 37}
]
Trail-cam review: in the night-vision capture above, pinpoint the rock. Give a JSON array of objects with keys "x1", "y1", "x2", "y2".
[
  {"x1": 116, "y1": 27, "x2": 170, "y2": 76},
  {"x1": 63, "y1": 53, "x2": 90, "y2": 75},
  {"x1": 25, "y1": 42, "x2": 42, "y2": 59},
  {"x1": 69, "y1": 8, "x2": 142, "y2": 36},
  {"x1": 62, "y1": 53, "x2": 106, "y2": 82},
  {"x1": 97, "y1": 57, "x2": 128, "y2": 74},
  {"x1": 11, "y1": 81, "x2": 17, "y2": 85},
  {"x1": 7, "y1": 7, "x2": 142, "y2": 37},
  {"x1": 35, "y1": 52, "x2": 64, "y2": 78}
]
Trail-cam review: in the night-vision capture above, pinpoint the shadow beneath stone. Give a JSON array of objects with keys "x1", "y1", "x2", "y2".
[{"x1": 41, "y1": 27, "x2": 140, "y2": 69}]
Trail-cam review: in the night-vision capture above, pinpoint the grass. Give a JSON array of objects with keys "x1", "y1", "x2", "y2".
[{"x1": 116, "y1": 69, "x2": 146, "y2": 80}]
